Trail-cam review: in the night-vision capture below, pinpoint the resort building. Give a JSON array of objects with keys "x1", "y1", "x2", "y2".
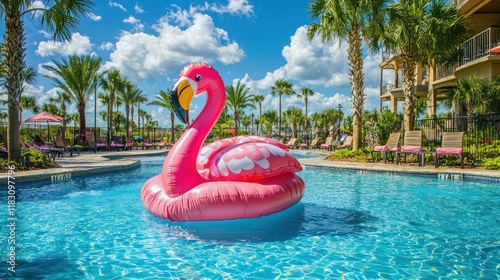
[{"x1": 379, "y1": 0, "x2": 500, "y2": 116}]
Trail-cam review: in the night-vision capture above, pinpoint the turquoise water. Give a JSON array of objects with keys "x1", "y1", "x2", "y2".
[{"x1": 1, "y1": 154, "x2": 499, "y2": 279}]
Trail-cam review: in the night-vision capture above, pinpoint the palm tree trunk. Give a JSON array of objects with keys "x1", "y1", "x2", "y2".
[
  {"x1": 5, "y1": 10, "x2": 25, "y2": 161},
  {"x1": 348, "y1": 28, "x2": 364, "y2": 150},
  {"x1": 125, "y1": 105, "x2": 130, "y2": 137},
  {"x1": 78, "y1": 103, "x2": 87, "y2": 140},
  {"x1": 278, "y1": 93, "x2": 282, "y2": 139},
  {"x1": 170, "y1": 111, "x2": 175, "y2": 144},
  {"x1": 401, "y1": 54, "x2": 417, "y2": 131}
]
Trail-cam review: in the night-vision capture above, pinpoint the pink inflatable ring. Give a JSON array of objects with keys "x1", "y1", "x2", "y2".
[{"x1": 141, "y1": 63, "x2": 305, "y2": 221}]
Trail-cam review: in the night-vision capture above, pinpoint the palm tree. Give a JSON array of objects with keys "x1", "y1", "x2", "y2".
[
  {"x1": 307, "y1": 0, "x2": 387, "y2": 150},
  {"x1": 252, "y1": 95, "x2": 265, "y2": 135},
  {"x1": 50, "y1": 91, "x2": 71, "y2": 137},
  {"x1": 310, "y1": 112, "x2": 323, "y2": 139},
  {"x1": 1, "y1": 0, "x2": 93, "y2": 161},
  {"x1": 261, "y1": 110, "x2": 278, "y2": 138},
  {"x1": 283, "y1": 106, "x2": 304, "y2": 139},
  {"x1": 271, "y1": 79, "x2": 294, "y2": 139},
  {"x1": 299, "y1": 87, "x2": 315, "y2": 143},
  {"x1": 19, "y1": 95, "x2": 40, "y2": 124},
  {"x1": 148, "y1": 90, "x2": 175, "y2": 145},
  {"x1": 134, "y1": 91, "x2": 148, "y2": 136},
  {"x1": 120, "y1": 81, "x2": 142, "y2": 136},
  {"x1": 100, "y1": 69, "x2": 127, "y2": 143},
  {"x1": 383, "y1": 0, "x2": 469, "y2": 131},
  {"x1": 42, "y1": 54, "x2": 103, "y2": 140},
  {"x1": 443, "y1": 75, "x2": 490, "y2": 117},
  {"x1": 138, "y1": 109, "x2": 148, "y2": 137},
  {"x1": 226, "y1": 81, "x2": 256, "y2": 136}
]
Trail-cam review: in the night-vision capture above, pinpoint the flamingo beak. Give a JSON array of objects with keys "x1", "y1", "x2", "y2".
[{"x1": 170, "y1": 77, "x2": 196, "y2": 124}]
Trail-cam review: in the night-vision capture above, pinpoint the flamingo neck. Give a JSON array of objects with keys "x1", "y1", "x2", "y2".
[{"x1": 162, "y1": 78, "x2": 225, "y2": 197}]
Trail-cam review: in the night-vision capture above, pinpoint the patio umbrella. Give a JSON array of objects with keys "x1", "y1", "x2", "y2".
[
  {"x1": 23, "y1": 111, "x2": 65, "y2": 142},
  {"x1": 489, "y1": 45, "x2": 500, "y2": 53}
]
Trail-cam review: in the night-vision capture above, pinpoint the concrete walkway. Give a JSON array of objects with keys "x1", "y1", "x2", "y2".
[{"x1": 1, "y1": 149, "x2": 499, "y2": 185}]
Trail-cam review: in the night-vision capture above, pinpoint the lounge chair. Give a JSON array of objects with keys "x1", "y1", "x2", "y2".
[
  {"x1": 285, "y1": 138, "x2": 297, "y2": 149},
  {"x1": 88, "y1": 138, "x2": 108, "y2": 151},
  {"x1": 54, "y1": 135, "x2": 74, "y2": 156},
  {"x1": 158, "y1": 137, "x2": 169, "y2": 149},
  {"x1": 300, "y1": 138, "x2": 320, "y2": 150},
  {"x1": 125, "y1": 137, "x2": 135, "y2": 150},
  {"x1": 143, "y1": 138, "x2": 154, "y2": 149},
  {"x1": 320, "y1": 137, "x2": 333, "y2": 151},
  {"x1": 434, "y1": 132, "x2": 464, "y2": 169},
  {"x1": 334, "y1": 135, "x2": 353, "y2": 151},
  {"x1": 395, "y1": 131, "x2": 423, "y2": 166},
  {"x1": 372, "y1": 132, "x2": 401, "y2": 163}
]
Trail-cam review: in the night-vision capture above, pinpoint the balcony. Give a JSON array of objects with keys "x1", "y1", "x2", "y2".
[{"x1": 436, "y1": 27, "x2": 500, "y2": 80}]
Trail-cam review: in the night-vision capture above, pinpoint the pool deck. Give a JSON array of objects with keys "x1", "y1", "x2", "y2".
[{"x1": 1, "y1": 149, "x2": 499, "y2": 185}]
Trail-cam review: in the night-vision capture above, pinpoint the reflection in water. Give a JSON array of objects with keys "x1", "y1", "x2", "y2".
[{"x1": 147, "y1": 202, "x2": 377, "y2": 243}]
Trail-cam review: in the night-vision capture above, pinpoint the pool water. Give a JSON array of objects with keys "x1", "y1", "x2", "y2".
[{"x1": 1, "y1": 155, "x2": 499, "y2": 279}]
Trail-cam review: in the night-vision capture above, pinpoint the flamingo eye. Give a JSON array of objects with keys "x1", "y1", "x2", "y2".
[{"x1": 195, "y1": 74, "x2": 202, "y2": 82}]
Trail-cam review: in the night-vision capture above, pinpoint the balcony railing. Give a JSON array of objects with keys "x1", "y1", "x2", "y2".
[{"x1": 436, "y1": 27, "x2": 500, "y2": 80}]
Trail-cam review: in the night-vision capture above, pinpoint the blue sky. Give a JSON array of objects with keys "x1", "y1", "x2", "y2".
[{"x1": 9, "y1": 0, "x2": 392, "y2": 128}]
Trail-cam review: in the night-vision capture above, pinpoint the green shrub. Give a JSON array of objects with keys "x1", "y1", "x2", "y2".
[
  {"x1": 24, "y1": 148, "x2": 58, "y2": 169},
  {"x1": 326, "y1": 148, "x2": 373, "y2": 162},
  {"x1": 482, "y1": 156, "x2": 500, "y2": 170}
]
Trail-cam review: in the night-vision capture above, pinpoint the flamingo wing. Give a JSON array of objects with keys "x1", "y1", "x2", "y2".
[
  {"x1": 197, "y1": 136, "x2": 290, "y2": 178},
  {"x1": 207, "y1": 142, "x2": 302, "y2": 181}
]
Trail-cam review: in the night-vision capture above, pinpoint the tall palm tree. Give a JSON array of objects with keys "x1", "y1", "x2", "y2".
[
  {"x1": 42, "y1": 54, "x2": 103, "y2": 140},
  {"x1": 283, "y1": 106, "x2": 304, "y2": 139},
  {"x1": 226, "y1": 81, "x2": 256, "y2": 136},
  {"x1": 100, "y1": 69, "x2": 127, "y2": 143},
  {"x1": 252, "y1": 95, "x2": 265, "y2": 135},
  {"x1": 120, "y1": 81, "x2": 142, "y2": 136},
  {"x1": 261, "y1": 110, "x2": 278, "y2": 138},
  {"x1": 138, "y1": 109, "x2": 148, "y2": 137},
  {"x1": 1, "y1": 0, "x2": 93, "y2": 161},
  {"x1": 271, "y1": 79, "x2": 294, "y2": 139},
  {"x1": 49, "y1": 91, "x2": 71, "y2": 137},
  {"x1": 383, "y1": 0, "x2": 469, "y2": 131},
  {"x1": 307, "y1": 0, "x2": 387, "y2": 150},
  {"x1": 19, "y1": 95, "x2": 40, "y2": 124},
  {"x1": 148, "y1": 90, "x2": 175, "y2": 145},
  {"x1": 134, "y1": 91, "x2": 148, "y2": 136},
  {"x1": 299, "y1": 87, "x2": 315, "y2": 143}
]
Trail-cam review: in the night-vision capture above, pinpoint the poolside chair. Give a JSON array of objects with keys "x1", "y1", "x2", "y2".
[
  {"x1": 125, "y1": 137, "x2": 135, "y2": 150},
  {"x1": 285, "y1": 138, "x2": 297, "y2": 149},
  {"x1": 158, "y1": 137, "x2": 169, "y2": 149},
  {"x1": 320, "y1": 137, "x2": 333, "y2": 151},
  {"x1": 372, "y1": 132, "x2": 401, "y2": 163},
  {"x1": 434, "y1": 132, "x2": 464, "y2": 169},
  {"x1": 54, "y1": 135, "x2": 74, "y2": 156},
  {"x1": 334, "y1": 135, "x2": 353, "y2": 151},
  {"x1": 88, "y1": 138, "x2": 108, "y2": 151},
  {"x1": 300, "y1": 137, "x2": 320, "y2": 150},
  {"x1": 143, "y1": 138, "x2": 154, "y2": 150},
  {"x1": 395, "y1": 130, "x2": 423, "y2": 166}
]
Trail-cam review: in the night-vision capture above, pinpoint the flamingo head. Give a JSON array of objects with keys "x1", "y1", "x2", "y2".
[{"x1": 170, "y1": 63, "x2": 222, "y2": 124}]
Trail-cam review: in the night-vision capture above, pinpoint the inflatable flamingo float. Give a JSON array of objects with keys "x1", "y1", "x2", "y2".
[{"x1": 141, "y1": 63, "x2": 305, "y2": 221}]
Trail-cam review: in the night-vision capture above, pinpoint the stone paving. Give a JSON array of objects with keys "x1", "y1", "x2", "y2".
[{"x1": 1, "y1": 148, "x2": 499, "y2": 186}]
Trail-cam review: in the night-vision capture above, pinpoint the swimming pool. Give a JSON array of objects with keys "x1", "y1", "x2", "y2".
[{"x1": 1, "y1": 155, "x2": 498, "y2": 279}]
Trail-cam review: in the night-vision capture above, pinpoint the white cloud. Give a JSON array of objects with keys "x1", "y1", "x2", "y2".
[
  {"x1": 200, "y1": 0, "x2": 254, "y2": 16},
  {"x1": 36, "y1": 32, "x2": 93, "y2": 57},
  {"x1": 134, "y1": 3, "x2": 144, "y2": 14},
  {"x1": 99, "y1": 42, "x2": 114, "y2": 51},
  {"x1": 103, "y1": 11, "x2": 244, "y2": 82},
  {"x1": 123, "y1": 15, "x2": 144, "y2": 32},
  {"x1": 109, "y1": 1, "x2": 126, "y2": 11},
  {"x1": 87, "y1": 12, "x2": 102, "y2": 21}
]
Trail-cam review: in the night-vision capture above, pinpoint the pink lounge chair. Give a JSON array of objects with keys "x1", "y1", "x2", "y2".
[
  {"x1": 434, "y1": 132, "x2": 464, "y2": 168},
  {"x1": 372, "y1": 132, "x2": 401, "y2": 163},
  {"x1": 395, "y1": 131, "x2": 423, "y2": 166},
  {"x1": 320, "y1": 137, "x2": 333, "y2": 151},
  {"x1": 143, "y1": 138, "x2": 153, "y2": 149}
]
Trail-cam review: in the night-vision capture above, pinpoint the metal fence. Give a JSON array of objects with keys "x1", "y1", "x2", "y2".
[{"x1": 415, "y1": 114, "x2": 500, "y2": 162}]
